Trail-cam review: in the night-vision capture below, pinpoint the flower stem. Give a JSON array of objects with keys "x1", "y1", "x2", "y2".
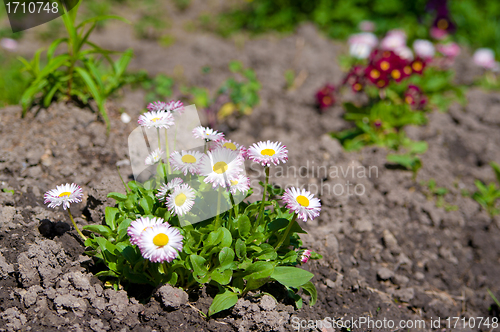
[
  {"x1": 204, "y1": 140, "x2": 208, "y2": 153},
  {"x1": 156, "y1": 128, "x2": 166, "y2": 182},
  {"x1": 258, "y1": 166, "x2": 270, "y2": 224},
  {"x1": 274, "y1": 215, "x2": 297, "y2": 250},
  {"x1": 165, "y1": 128, "x2": 171, "y2": 174},
  {"x1": 116, "y1": 165, "x2": 129, "y2": 194},
  {"x1": 215, "y1": 189, "x2": 222, "y2": 229},
  {"x1": 67, "y1": 209, "x2": 87, "y2": 241},
  {"x1": 229, "y1": 191, "x2": 238, "y2": 218}
]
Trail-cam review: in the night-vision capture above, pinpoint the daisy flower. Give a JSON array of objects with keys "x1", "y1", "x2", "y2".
[
  {"x1": 192, "y1": 126, "x2": 224, "y2": 141},
  {"x1": 247, "y1": 141, "x2": 288, "y2": 167},
  {"x1": 138, "y1": 110, "x2": 174, "y2": 129},
  {"x1": 137, "y1": 224, "x2": 183, "y2": 263},
  {"x1": 167, "y1": 100, "x2": 184, "y2": 114},
  {"x1": 44, "y1": 183, "x2": 83, "y2": 210},
  {"x1": 127, "y1": 216, "x2": 164, "y2": 245},
  {"x1": 228, "y1": 173, "x2": 250, "y2": 194},
  {"x1": 300, "y1": 249, "x2": 312, "y2": 263},
  {"x1": 166, "y1": 183, "x2": 196, "y2": 216},
  {"x1": 147, "y1": 101, "x2": 169, "y2": 112},
  {"x1": 199, "y1": 147, "x2": 244, "y2": 188},
  {"x1": 282, "y1": 187, "x2": 321, "y2": 222},
  {"x1": 214, "y1": 139, "x2": 247, "y2": 158},
  {"x1": 156, "y1": 178, "x2": 184, "y2": 201},
  {"x1": 145, "y1": 148, "x2": 164, "y2": 165},
  {"x1": 170, "y1": 150, "x2": 205, "y2": 175}
]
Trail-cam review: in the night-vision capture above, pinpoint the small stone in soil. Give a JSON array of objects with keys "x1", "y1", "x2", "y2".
[
  {"x1": 377, "y1": 267, "x2": 394, "y2": 280},
  {"x1": 154, "y1": 284, "x2": 188, "y2": 310}
]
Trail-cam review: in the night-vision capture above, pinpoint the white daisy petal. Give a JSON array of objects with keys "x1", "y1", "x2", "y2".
[
  {"x1": 192, "y1": 126, "x2": 225, "y2": 141},
  {"x1": 170, "y1": 150, "x2": 205, "y2": 176},
  {"x1": 137, "y1": 224, "x2": 183, "y2": 263},
  {"x1": 247, "y1": 140, "x2": 288, "y2": 166},
  {"x1": 166, "y1": 183, "x2": 196, "y2": 216},
  {"x1": 214, "y1": 139, "x2": 247, "y2": 158},
  {"x1": 127, "y1": 216, "x2": 164, "y2": 245},
  {"x1": 228, "y1": 173, "x2": 250, "y2": 194},
  {"x1": 156, "y1": 178, "x2": 184, "y2": 201},
  {"x1": 145, "y1": 148, "x2": 164, "y2": 165},
  {"x1": 138, "y1": 110, "x2": 175, "y2": 129},
  {"x1": 199, "y1": 147, "x2": 244, "y2": 189},
  {"x1": 282, "y1": 187, "x2": 321, "y2": 222},
  {"x1": 44, "y1": 183, "x2": 83, "y2": 210},
  {"x1": 167, "y1": 100, "x2": 184, "y2": 114}
]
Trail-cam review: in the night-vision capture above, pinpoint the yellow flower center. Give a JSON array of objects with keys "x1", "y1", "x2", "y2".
[
  {"x1": 437, "y1": 18, "x2": 449, "y2": 30},
  {"x1": 296, "y1": 195, "x2": 310, "y2": 207},
  {"x1": 323, "y1": 96, "x2": 332, "y2": 105},
  {"x1": 261, "y1": 149, "x2": 276, "y2": 156},
  {"x1": 405, "y1": 96, "x2": 414, "y2": 104},
  {"x1": 181, "y1": 155, "x2": 197, "y2": 163},
  {"x1": 412, "y1": 61, "x2": 422, "y2": 72},
  {"x1": 353, "y1": 83, "x2": 362, "y2": 91},
  {"x1": 380, "y1": 61, "x2": 390, "y2": 71},
  {"x1": 230, "y1": 180, "x2": 238, "y2": 186},
  {"x1": 58, "y1": 192, "x2": 71, "y2": 198},
  {"x1": 377, "y1": 80, "x2": 386, "y2": 87},
  {"x1": 213, "y1": 161, "x2": 228, "y2": 174},
  {"x1": 151, "y1": 117, "x2": 161, "y2": 122},
  {"x1": 403, "y1": 66, "x2": 412, "y2": 75},
  {"x1": 370, "y1": 69, "x2": 380, "y2": 79},
  {"x1": 391, "y1": 69, "x2": 401, "y2": 79},
  {"x1": 153, "y1": 233, "x2": 169, "y2": 247},
  {"x1": 223, "y1": 142, "x2": 237, "y2": 150},
  {"x1": 175, "y1": 193, "x2": 187, "y2": 206}
]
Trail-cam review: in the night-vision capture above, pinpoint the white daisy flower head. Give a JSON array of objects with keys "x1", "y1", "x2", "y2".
[
  {"x1": 137, "y1": 224, "x2": 183, "y2": 263},
  {"x1": 145, "y1": 148, "x2": 164, "y2": 165},
  {"x1": 147, "y1": 101, "x2": 169, "y2": 112},
  {"x1": 156, "y1": 177, "x2": 184, "y2": 201},
  {"x1": 44, "y1": 183, "x2": 83, "y2": 210},
  {"x1": 282, "y1": 187, "x2": 321, "y2": 222},
  {"x1": 192, "y1": 126, "x2": 225, "y2": 142},
  {"x1": 170, "y1": 150, "x2": 205, "y2": 175},
  {"x1": 247, "y1": 140, "x2": 288, "y2": 167},
  {"x1": 166, "y1": 183, "x2": 196, "y2": 216},
  {"x1": 300, "y1": 249, "x2": 312, "y2": 263},
  {"x1": 127, "y1": 216, "x2": 164, "y2": 245},
  {"x1": 167, "y1": 100, "x2": 184, "y2": 114},
  {"x1": 200, "y1": 147, "x2": 244, "y2": 189},
  {"x1": 214, "y1": 139, "x2": 247, "y2": 158},
  {"x1": 228, "y1": 173, "x2": 250, "y2": 194},
  {"x1": 413, "y1": 39, "x2": 435, "y2": 59},
  {"x1": 138, "y1": 110, "x2": 174, "y2": 129}
]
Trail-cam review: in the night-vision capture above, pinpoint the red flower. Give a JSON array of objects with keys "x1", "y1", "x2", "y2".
[
  {"x1": 411, "y1": 58, "x2": 426, "y2": 74},
  {"x1": 316, "y1": 84, "x2": 336, "y2": 110},
  {"x1": 365, "y1": 66, "x2": 382, "y2": 84},
  {"x1": 404, "y1": 85, "x2": 427, "y2": 109}
]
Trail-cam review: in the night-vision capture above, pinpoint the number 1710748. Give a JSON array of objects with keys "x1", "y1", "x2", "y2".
[{"x1": 5, "y1": 1, "x2": 59, "y2": 14}]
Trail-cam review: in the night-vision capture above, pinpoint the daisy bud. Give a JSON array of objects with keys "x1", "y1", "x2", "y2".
[{"x1": 300, "y1": 250, "x2": 312, "y2": 263}]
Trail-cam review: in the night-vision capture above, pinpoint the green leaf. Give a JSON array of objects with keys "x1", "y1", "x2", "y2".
[
  {"x1": 211, "y1": 269, "x2": 233, "y2": 285},
  {"x1": 235, "y1": 238, "x2": 247, "y2": 259},
  {"x1": 237, "y1": 215, "x2": 251, "y2": 237},
  {"x1": 271, "y1": 267, "x2": 313, "y2": 288},
  {"x1": 267, "y1": 218, "x2": 289, "y2": 232},
  {"x1": 243, "y1": 262, "x2": 274, "y2": 291},
  {"x1": 105, "y1": 207, "x2": 119, "y2": 230},
  {"x1": 114, "y1": 49, "x2": 134, "y2": 77},
  {"x1": 82, "y1": 225, "x2": 112, "y2": 238},
  {"x1": 490, "y1": 162, "x2": 500, "y2": 185},
  {"x1": 208, "y1": 289, "x2": 238, "y2": 316},
  {"x1": 218, "y1": 247, "x2": 235, "y2": 270},
  {"x1": 76, "y1": 15, "x2": 130, "y2": 30},
  {"x1": 190, "y1": 255, "x2": 209, "y2": 283},
  {"x1": 139, "y1": 196, "x2": 153, "y2": 214},
  {"x1": 108, "y1": 192, "x2": 128, "y2": 201},
  {"x1": 219, "y1": 227, "x2": 232, "y2": 248},
  {"x1": 301, "y1": 281, "x2": 317, "y2": 306},
  {"x1": 47, "y1": 38, "x2": 68, "y2": 60},
  {"x1": 116, "y1": 218, "x2": 132, "y2": 242}
]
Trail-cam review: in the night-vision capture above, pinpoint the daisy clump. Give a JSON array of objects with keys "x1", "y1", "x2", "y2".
[{"x1": 81, "y1": 114, "x2": 322, "y2": 315}]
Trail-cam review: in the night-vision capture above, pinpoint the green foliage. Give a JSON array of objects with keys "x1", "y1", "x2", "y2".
[
  {"x1": 214, "y1": 0, "x2": 500, "y2": 58},
  {"x1": 0, "y1": 54, "x2": 29, "y2": 107},
  {"x1": 420, "y1": 179, "x2": 458, "y2": 211},
  {"x1": 140, "y1": 74, "x2": 175, "y2": 104},
  {"x1": 84, "y1": 166, "x2": 320, "y2": 315},
  {"x1": 18, "y1": 2, "x2": 133, "y2": 132},
  {"x1": 472, "y1": 162, "x2": 500, "y2": 217},
  {"x1": 216, "y1": 61, "x2": 262, "y2": 119}
]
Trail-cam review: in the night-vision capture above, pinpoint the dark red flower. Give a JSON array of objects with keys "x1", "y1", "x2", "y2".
[
  {"x1": 365, "y1": 66, "x2": 382, "y2": 84},
  {"x1": 411, "y1": 58, "x2": 426, "y2": 74},
  {"x1": 373, "y1": 119, "x2": 382, "y2": 128},
  {"x1": 316, "y1": 84, "x2": 336, "y2": 110},
  {"x1": 404, "y1": 85, "x2": 427, "y2": 109},
  {"x1": 351, "y1": 81, "x2": 364, "y2": 92}
]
